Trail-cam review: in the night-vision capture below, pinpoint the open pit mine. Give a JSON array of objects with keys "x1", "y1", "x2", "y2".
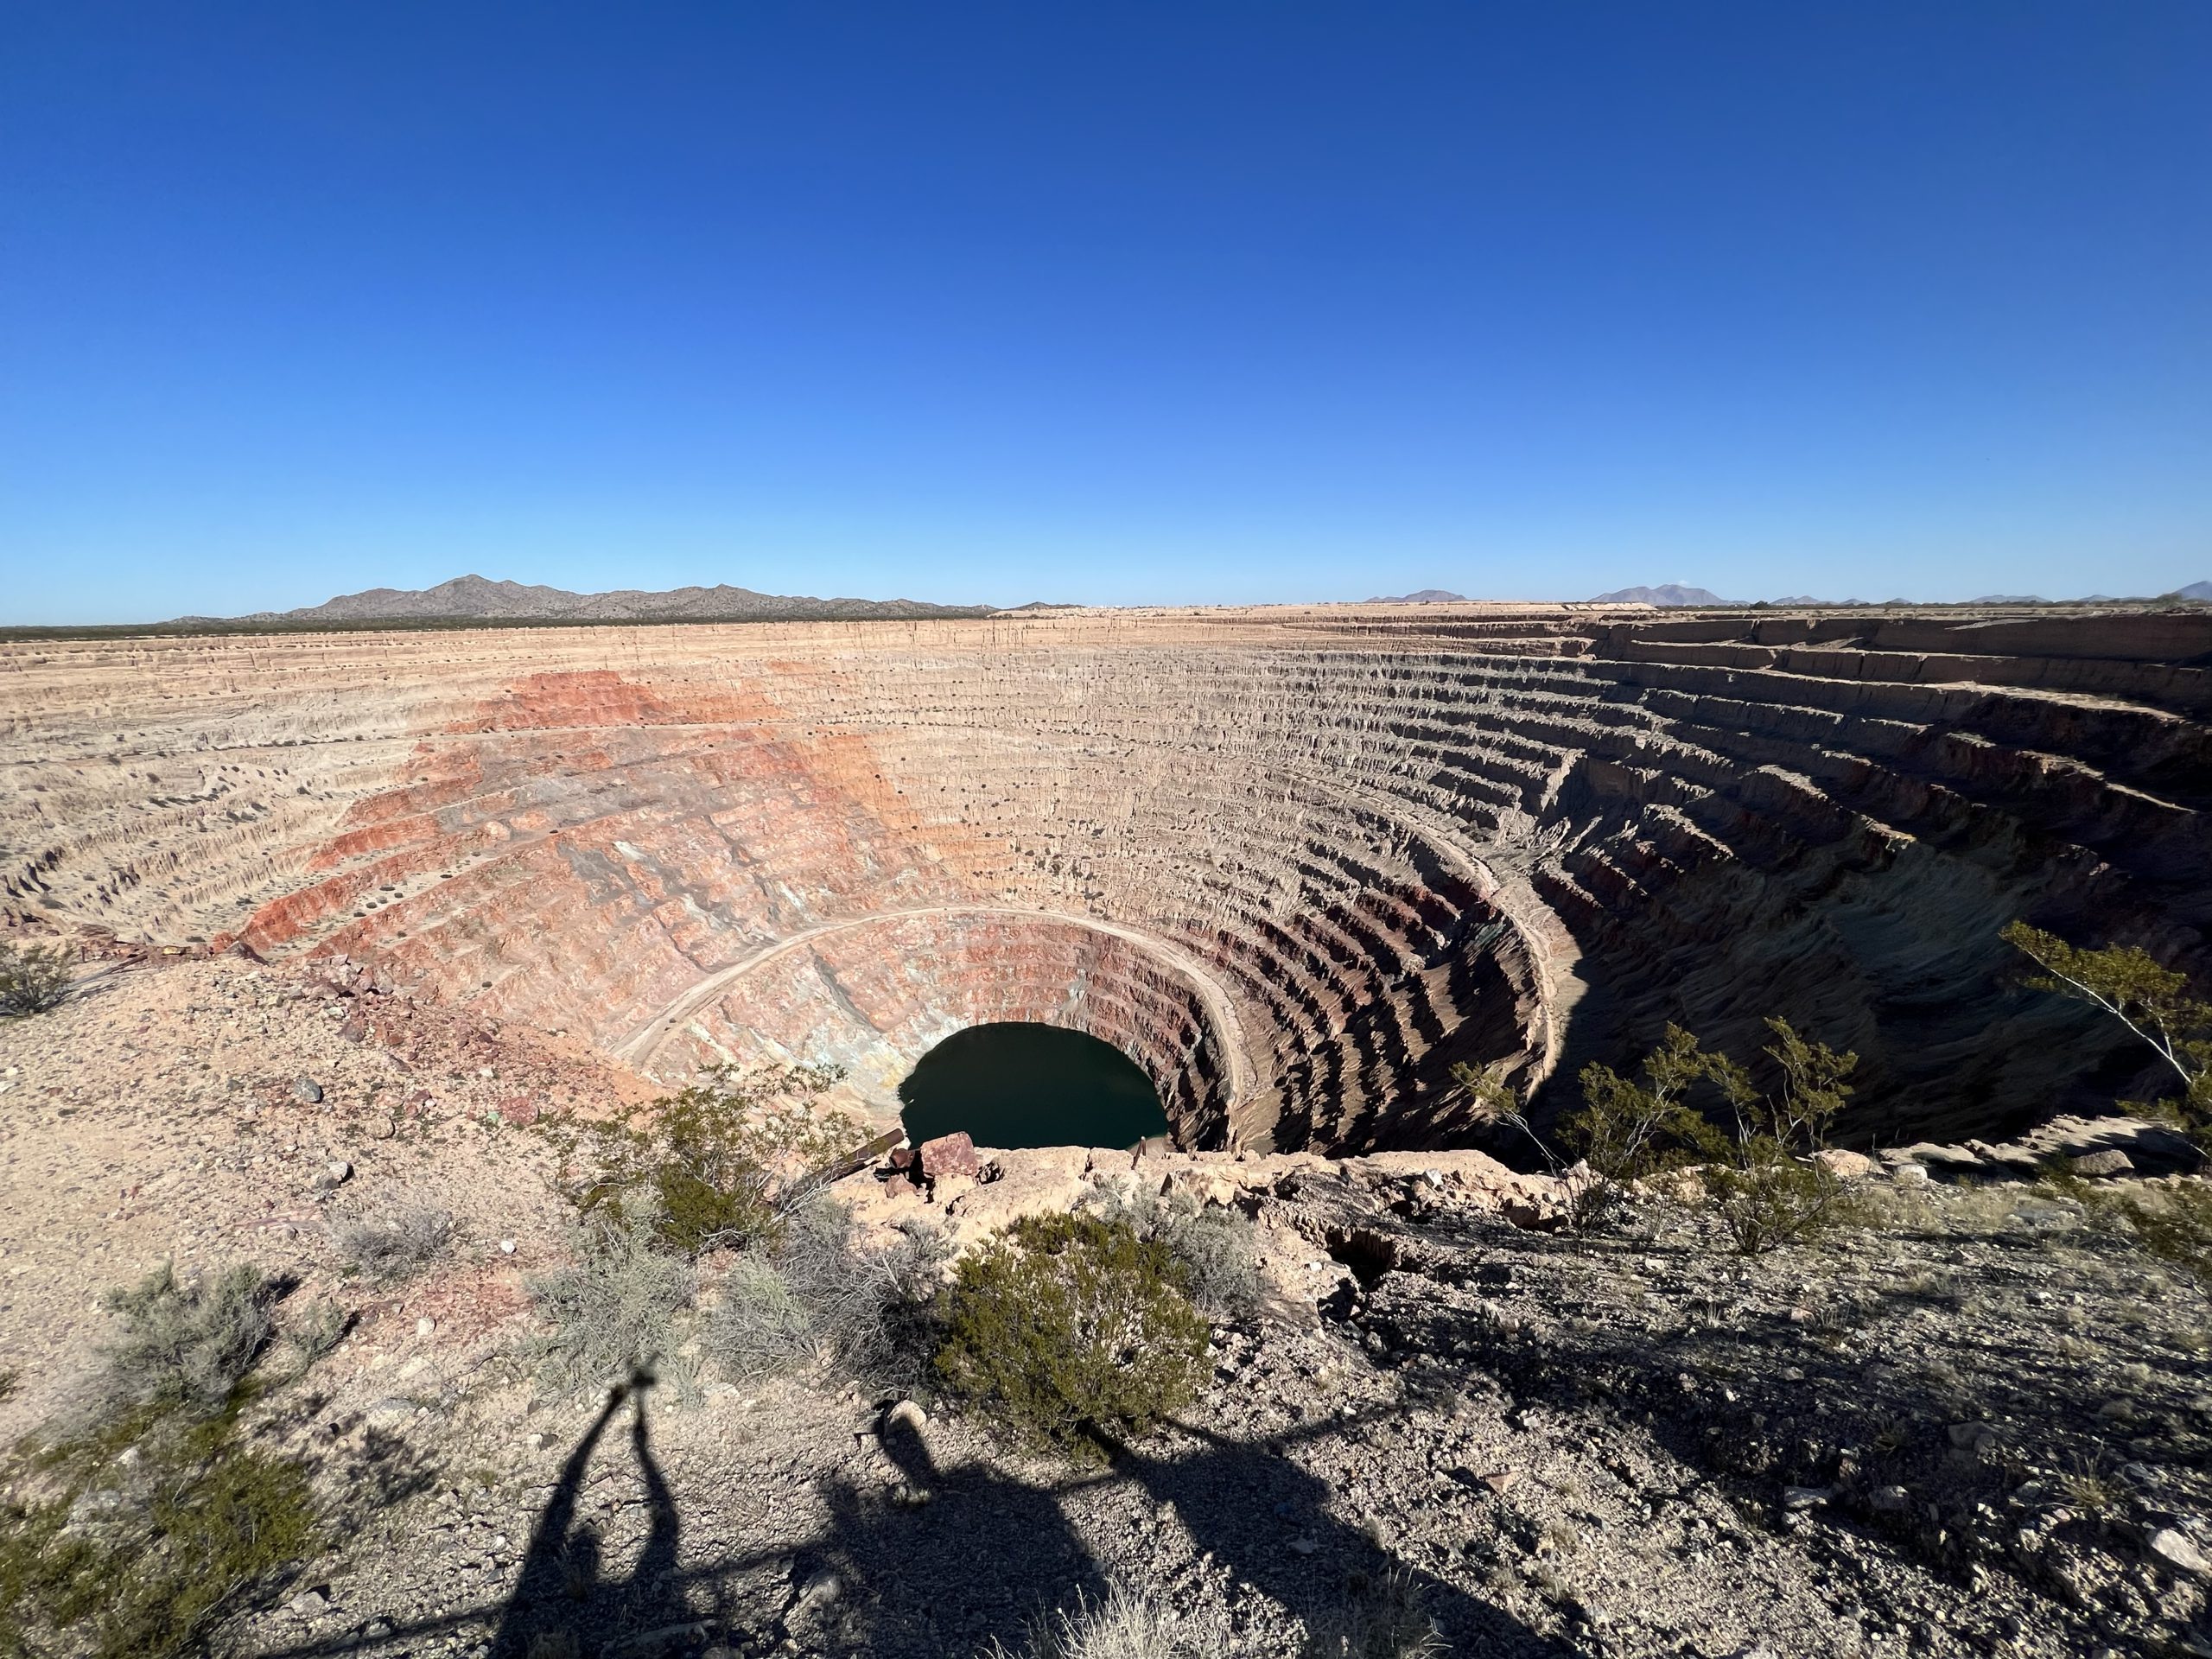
[{"x1": 6, "y1": 600, "x2": 2206, "y2": 1148}]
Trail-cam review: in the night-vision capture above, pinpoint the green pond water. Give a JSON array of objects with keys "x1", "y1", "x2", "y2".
[{"x1": 897, "y1": 1022, "x2": 1168, "y2": 1150}]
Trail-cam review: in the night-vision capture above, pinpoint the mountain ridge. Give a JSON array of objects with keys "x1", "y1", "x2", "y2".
[
  {"x1": 176, "y1": 574, "x2": 994, "y2": 626},
  {"x1": 1588, "y1": 583, "x2": 1730, "y2": 607}
]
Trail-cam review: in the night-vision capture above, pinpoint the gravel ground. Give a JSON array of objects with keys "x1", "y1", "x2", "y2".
[{"x1": 6, "y1": 954, "x2": 2211, "y2": 1658}]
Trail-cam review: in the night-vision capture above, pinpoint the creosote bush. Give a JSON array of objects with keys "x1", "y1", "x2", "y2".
[
  {"x1": 0, "y1": 938, "x2": 71, "y2": 1019},
  {"x1": 1555, "y1": 1018, "x2": 1860, "y2": 1251},
  {"x1": 0, "y1": 1415, "x2": 317, "y2": 1659},
  {"x1": 936, "y1": 1213, "x2": 1209, "y2": 1461},
  {"x1": 2040, "y1": 1166, "x2": 2212, "y2": 1286},
  {"x1": 543, "y1": 1064, "x2": 874, "y2": 1257},
  {"x1": 2005, "y1": 920, "x2": 2212, "y2": 1138}
]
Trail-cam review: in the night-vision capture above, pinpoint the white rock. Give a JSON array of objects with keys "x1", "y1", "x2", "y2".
[
  {"x1": 415, "y1": 1316, "x2": 435, "y2": 1338},
  {"x1": 2150, "y1": 1527, "x2": 2211, "y2": 1576}
]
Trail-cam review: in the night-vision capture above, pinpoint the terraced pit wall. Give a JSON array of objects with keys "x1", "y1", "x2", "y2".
[{"x1": 3, "y1": 603, "x2": 2205, "y2": 1151}]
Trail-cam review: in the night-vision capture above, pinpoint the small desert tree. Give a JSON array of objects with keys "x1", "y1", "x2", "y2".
[
  {"x1": 1548, "y1": 1020, "x2": 1859, "y2": 1249},
  {"x1": 1559, "y1": 1025, "x2": 1731, "y2": 1224},
  {"x1": 2003, "y1": 921, "x2": 2212, "y2": 1136},
  {"x1": 542, "y1": 1062, "x2": 876, "y2": 1257},
  {"x1": 1701, "y1": 1019, "x2": 1861, "y2": 1253}
]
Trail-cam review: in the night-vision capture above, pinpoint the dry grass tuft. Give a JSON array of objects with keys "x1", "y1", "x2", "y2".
[
  {"x1": 982, "y1": 1584, "x2": 1230, "y2": 1659},
  {"x1": 332, "y1": 1205, "x2": 454, "y2": 1284}
]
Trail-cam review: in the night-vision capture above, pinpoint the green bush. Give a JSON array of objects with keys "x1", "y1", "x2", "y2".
[
  {"x1": 545, "y1": 1064, "x2": 873, "y2": 1256},
  {"x1": 1, "y1": 1262, "x2": 321, "y2": 1659},
  {"x1": 1560, "y1": 1018, "x2": 1860, "y2": 1251},
  {"x1": 1705, "y1": 1144, "x2": 1859, "y2": 1255},
  {"x1": 2041, "y1": 1167, "x2": 2212, "y2": 1285},
  {"x1": 935, "y1": 1213, "x2": 1208, "y2": 1460},
  {"x1": 2005, "y1": 920, "x2": 2212, "y2": 1139},
  {"x1": 0, "y1": 939, "x2": 71, "y2": 1018},
  {"x1": 0, "y1": 1418, "x2": 315, "y2": 1659},
  {"x1": 1558, "y1": 1025, "x2": 1731, "y2": 1227}
]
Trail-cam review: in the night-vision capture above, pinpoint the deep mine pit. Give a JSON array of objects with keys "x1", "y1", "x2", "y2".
[{"x1": 4, "y1": 601, "x2": 2208, "y2": 1151}]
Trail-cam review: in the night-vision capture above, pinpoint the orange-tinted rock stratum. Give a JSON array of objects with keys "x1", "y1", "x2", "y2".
[{"x1": 5, "y1": 601, "x2": 2207, "y2": 1150}]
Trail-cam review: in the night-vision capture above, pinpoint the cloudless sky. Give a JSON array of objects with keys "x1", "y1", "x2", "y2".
[{"x1": 3, "y1": 2, "x2": 2209, "y2": 620}]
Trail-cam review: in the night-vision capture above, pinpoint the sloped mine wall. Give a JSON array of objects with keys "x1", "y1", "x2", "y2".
[{"x1": 4, "y1": 602, "x2": 2204, "y2": 1150}]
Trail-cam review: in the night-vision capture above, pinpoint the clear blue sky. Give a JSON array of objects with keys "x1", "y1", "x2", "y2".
[{"x1": 4, "y1": 3, "x2": 2209, "y2": 620}]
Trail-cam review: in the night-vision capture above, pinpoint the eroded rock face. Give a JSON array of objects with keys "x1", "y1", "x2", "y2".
[{"x1": 3, "y1": 602, "x2": 2206, "y2": 1149}]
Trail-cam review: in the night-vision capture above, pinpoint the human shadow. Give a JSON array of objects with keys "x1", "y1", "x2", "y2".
[
  {"x1": 802, "y1": 1407, "x2": 1108, "y2": 1658},
  {"x1": 490, "y1": 1368, "x2": 688, "y2": 1659},
  {"x1": 1109, "y1": 1415, "x2": 1569, "y2": 1657}
]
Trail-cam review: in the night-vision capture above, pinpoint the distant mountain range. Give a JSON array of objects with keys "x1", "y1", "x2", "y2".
[
  {"x1": 140, "y1": 572, "x2": 2212, "y2": 633},
  {"x1": 1588, "y1": 584, "x2": 1730, "y2": 607},
  {"x1": 175, "y1": 574, "x2": 994, "y2": 627},
  {"x1": 1586, "y1": 583, "x2": 2212, "y2": 608}
]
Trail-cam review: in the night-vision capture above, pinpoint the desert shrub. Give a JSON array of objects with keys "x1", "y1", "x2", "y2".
[
  {"x1": 2120, "y1": 1181, "x2": 2212, "y2": 1282},
  {"x1": 1554, "y1": 1026, "x2": 1731, "y2": 1229},
  {"x1": 704, "y1": 1199, "x2": 950, "y2": 1388},
  {"x1": 1082, "y1": 1184, "x2": 1265, "y2": 1320},
  {"x1": 0, "y1": 1417, "x2": 315, "y2": 1659},
  {"x1": 936, "y1": 1213, "x2": 1208, "y2": 1460},
  {"x1": 706, "y1": 1254, "x2": 813, "y2": 1380},
  {"x1": 1301, "y1": 1566, "x2": 1445, "y2": 1659},
  {"x1": 527, "y1": 1226, "x2": 697, "y2": 1395},
  {"x1": 1560, "y1": 1019, "x2": 1860, "y2": 1250},
  {"x1": 1565, "y1": 1026, "x2": 1728, "y2": 1183},
  {"x1": 2005, "y1": 920, "x2": 2212, "y2": 1138},
  {"x1": 982, "y1": 1582, "x2": 1227, "y2": 1659},
  {"x1": 2, "y1": 1263, "x2": 320, "y2": 1659},
  {"x1": 544, "y1": 1064, "x2": 875, "y2": 1257},
  {"x1": 332, "y1": 1204, "x2": 454, "y2": 1283},
  {"x1": 0, "y1": 939, "x2": 71, "y2": 1018},
  {"x1": 100, "y1": 1262, "x2": 279, "y2": 1417},
  {"x1": 273, "y1": 1297, "x2": 351, "y2": 1382},
  {"x1": 2042, "y1": 1168, "x2": 2212, "y2": 1285},
  {"x1": 1705, "y1": 1145, "x2": 1859, "y2": 1255}
]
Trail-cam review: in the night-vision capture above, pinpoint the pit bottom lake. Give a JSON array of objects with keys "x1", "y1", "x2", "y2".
[{"x1": 897, "y1": 1021, "x2": 1168, "y2": 1150}]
